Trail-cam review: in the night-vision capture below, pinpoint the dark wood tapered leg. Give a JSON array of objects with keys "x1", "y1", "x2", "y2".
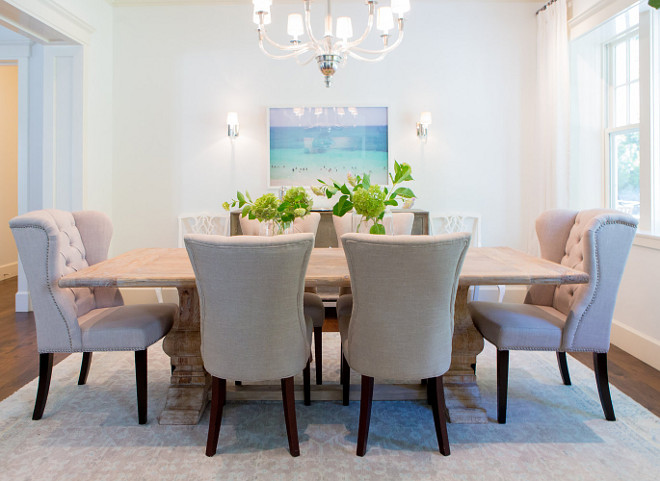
[
  {"x1": 593, "y1": 352, "x2": 616, "y2": 421},
  {"x1": 281, "y1": 377, "x2": 300, "y2": 457},
  {"x1": 303, "y1": 360, "x2": 311, "y2": 406},
  {"x1": 341, "y1": 353, "x2": 350, "y2": 406},
  {"x1": 78, "y1": 352, "x2": 93, "y2": 385},
  {"x1": 426, "y1": 378, "x2": 435, "y2": 406},
  {"x1": 205, "y1": 377, "x2": 226, "y2": 456},
  {"x1": 234, "y1": 381, "x2": 242, "y2": 386},
  {"x1": 557, "y1": 352, "x2": 572, "y2": 385},
  {"x1": 340, "y1": 345, "x2": 344, "y2": 384},
  {"x1": 33, "y1": 353, "x2": 54, "y2": 420},
  {"x1": 497, "y1": 349, "x2": 509, "y2": 424},
  {"x1": 431, "y1": 376, "x2": 450, "y2": 456},
  {"x1": 135, "y1": 349, "x2": 148, "y2": 425},
  {"x1": 314, "y1": 326, "x2": 323, "y2": 385},
  {"x1": 356, "y1": 375, "x2": 374, "y2": 457}
]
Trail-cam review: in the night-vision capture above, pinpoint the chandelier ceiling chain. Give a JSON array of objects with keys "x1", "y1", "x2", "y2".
[{"x1": 252, "y1": 0, "x2": 411, "y2": 87}]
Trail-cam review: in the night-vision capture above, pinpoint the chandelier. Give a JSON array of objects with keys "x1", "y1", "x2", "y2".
[{"x1": 252, "y1": 0, "x2": 411, "y2": 87}]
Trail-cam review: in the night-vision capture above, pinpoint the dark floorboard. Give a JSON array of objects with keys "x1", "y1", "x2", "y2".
[{"x1": 1, "y1": 277, "x2": 659, "y2": 419}]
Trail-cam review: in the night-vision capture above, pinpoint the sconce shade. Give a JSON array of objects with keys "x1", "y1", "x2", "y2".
[
  {"x1": 420, "y1": 111, "x2": 432, "y2": 125},
  {"x1": 336, "y1": 17, "x2": 353, "y2": 41},
  {"x1": 287, "y1": 14, "x2": 304, "y2": 38},
  {"x1": 377, "y1": 7, "x2": 394, "y2": 33}
]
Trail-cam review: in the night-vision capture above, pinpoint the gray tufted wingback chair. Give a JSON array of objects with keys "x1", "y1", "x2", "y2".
[
  {"x1": 185, "y1": 233, "x2": 314, "y2": 457},
  {"x1": 469, "y1": 209, "x2": 638, "y2": 423},
  {"x1": 10, "y1": 209, "x2": 177, "y2": 424},
  {"x1": 336, "y1": 232, "x2": 471, "y2": 456}
]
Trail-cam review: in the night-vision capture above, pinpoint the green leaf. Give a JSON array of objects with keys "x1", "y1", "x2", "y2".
[
  {"x1": 384, "y1": 199, "x2": 398, "y2": 206},
  {"x1": 241, "y1": 205, "x2": 251, "y2": 218},
  {"x1": 280, "y1": 213, "x2": 294, "y2": 223},
  {"x1": 391, "y1": 187, "x2": 415, "y2": 198},
  {"x1": 333, "y1": 196, "x2": 353, "y2": 217},
  {"x1": 317, "y1": 179, "x2": 328, "y2": 185},
  {"x1": 362, "y1": 174, "x2": 371, "y2": 189},
  {"x1": 370, "y1": 223, "x2": 386, "y2": 235},
  {"x1": 650, "y1": 0, "x2": 660, "y2": 9},
  {"x1": 325, "y1": 186, "x2": 338, "y2": 198},
  {"x1": 277, "y1": 201, "x2": 290, "y2": 212},
  {"x1": 246, "y1": 191, "x2": 252, "y2": 202},
  {"x1": 340, "y1": 184, "x2": 351, "y2": 195},
  {"x1": 237, "y1": 191, "x2": 245, "y2": 204}
]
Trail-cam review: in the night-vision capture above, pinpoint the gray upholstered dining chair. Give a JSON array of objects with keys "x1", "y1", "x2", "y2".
[
  {"x1": 337, "y1": 232, "x2": 471, "y2": 456},
  {"x1": 239, "y1": 213, "x2": 326, "y2": 385},
  {"x1": 9, "y1": 209, "x2": 177, "y2": 424},
  {"x1": 469, "y1": 209, "x2": 638, "y2": 423},
  {"x1": 184, "y1": 233, "x2": 314, "y2": 457}
]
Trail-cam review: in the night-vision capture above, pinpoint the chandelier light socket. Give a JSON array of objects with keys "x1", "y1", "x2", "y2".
[{"x1": 227, "y1": 112, "x2": 239, "y2": 139}]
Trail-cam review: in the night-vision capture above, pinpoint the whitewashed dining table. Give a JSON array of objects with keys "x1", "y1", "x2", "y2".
[{"x1": 59, "y1": 246, "x2": 589, "y2": 425}]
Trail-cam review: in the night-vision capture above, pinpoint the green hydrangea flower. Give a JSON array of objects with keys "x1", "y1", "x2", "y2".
[
  {"x1": 352, "y1": 185, "x2": 385, "y2": 219},
  {"x1": 222, "y1": 201, "x2": 230, "y2": 211},
  {"x1": 251, "y1": 193, "x2": 281, "y2": 221},
  {"x1": 282, "y1": 187, "x2": 313, "y2": 218}
]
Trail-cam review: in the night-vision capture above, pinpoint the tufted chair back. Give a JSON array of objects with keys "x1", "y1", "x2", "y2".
[
  {"x1": 524, "y1": 209, "x2": 637, "y2": 352},
  {"x1": 10, "y1": 210, "x2": 123, "y2": 353}
]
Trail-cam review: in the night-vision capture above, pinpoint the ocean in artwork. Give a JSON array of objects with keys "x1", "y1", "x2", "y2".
[{"x1": 269, "y1": 107, "x2": 388, "y2": 186}]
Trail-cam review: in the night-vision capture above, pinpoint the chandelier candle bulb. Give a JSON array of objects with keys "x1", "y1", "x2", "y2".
[{"x1": 377, "y1": 7, "x2": 394, "y2": 33}]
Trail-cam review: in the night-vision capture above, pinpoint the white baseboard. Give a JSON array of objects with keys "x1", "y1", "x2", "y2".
[
  {"x1": 15, "y1": 290, "x2": 30, "y2": 313},
  {"x1": 0, "y1": 261, "x2": 18, "y2": 280},
  {"x1": 611, "y1": 320, "x2": 660, "y2": 371}
]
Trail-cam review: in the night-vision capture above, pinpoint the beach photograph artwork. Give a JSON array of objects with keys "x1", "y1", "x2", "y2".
[{"x1": 269, "y1": 107, "x2": 389, "y2": 186}]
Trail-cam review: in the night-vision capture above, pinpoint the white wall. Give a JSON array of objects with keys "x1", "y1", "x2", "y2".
[
  {"x1": 0, "y1": 64, "x2": 18, "y2": 279},
  {"x1": 111, "y1": 0, "x2": 538, "y2": 254}
]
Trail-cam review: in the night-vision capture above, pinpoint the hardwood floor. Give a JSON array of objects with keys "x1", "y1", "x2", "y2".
[{"x1": 1, "y1": 277, "x2": 659, "y2": 419}]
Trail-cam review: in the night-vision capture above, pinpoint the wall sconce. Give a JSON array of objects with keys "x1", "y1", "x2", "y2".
[
  {"x1": 416, "y1": 111, "x2": 432, "y2": 141},
  {"x1": 227, "y1": 112, "x2": 239, "y2": 139}
]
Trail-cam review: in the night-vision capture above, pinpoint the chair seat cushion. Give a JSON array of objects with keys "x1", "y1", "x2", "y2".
[
  {"x1": 303, "y1": 292, "x2": 325, "y2": 328},
  {"x1": 79, "y1": 303, "x2": 177, "y2": 352},
  {"x1": 469, "y1": 301, "x2": 566, "y2": 351}
]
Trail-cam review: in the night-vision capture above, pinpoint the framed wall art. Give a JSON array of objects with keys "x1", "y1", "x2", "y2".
[{"x1": 268, "y1": 106, "x2": 389, "y2": 187}]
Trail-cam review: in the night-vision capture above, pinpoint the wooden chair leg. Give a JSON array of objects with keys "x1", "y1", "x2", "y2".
[
  {"x1": 78, "y1": 352, "x2": 93, "y2": 385},
  {"x1": 497, "y1": 349, "x2": 509, "y2": 424},
  {"x1": 135, "y1": 350, "x2": 148, "y2": 425},
  {"x1": 206, "y1": 377, "x2": 226, "y2": 457},
  {"x1": 281, "y1": 377, "x2": 300, "y2": 457},
  {"x1": 431, "y1": 376, "x2": 450, "y2": 456},
  {"x1": 33, "y1": 353, "x2": 54, "y2": 420},
  {"x1": 341, "y1": 352, "x2": 350, "y2": 406},
  {"x1": 593, "y1": 352, "x2": 616, "y2": 421},
  {"x1": 557, "y1": 352, "x2": 572, "y2": 386},
  {"x1": 426, "y1": 378, "x2": 435, "y2": 406},
  {"x1": 303, "y1": 359, "x2": 311, "y2": 406},
  {"x1": 235, "y1": 381, "x2": 242, "y2": 386},
  {"x1": 356, "y1": 375, "x2": 374, "y2": 457},
  {"x1": 314, "y1": 326, "x2": 323, "y2": 385}
]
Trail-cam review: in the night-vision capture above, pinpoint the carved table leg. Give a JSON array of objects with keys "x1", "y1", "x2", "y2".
[
  {"x1": 443, "y1": 285, "x2": 488, "y2": 423},
  {"x1": 159, "y1": 287, "x2": 210, "y2": 425}
]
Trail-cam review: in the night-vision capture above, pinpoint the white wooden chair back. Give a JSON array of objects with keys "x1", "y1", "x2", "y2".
[
  {"x1": 178, "y1": 214, "x2": 229, "y2": 247},
  {"x1": 430, "y1": 214, "x2": 481, "y2": 247}
]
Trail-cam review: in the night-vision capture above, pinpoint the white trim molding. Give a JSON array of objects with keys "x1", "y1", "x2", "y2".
[
  {"x1": 569, "y1": 0, "x2": 638, "y2": 39},
  {"x1": 0, "y1": 0, "x2": 94, "y2": 45},
  {"x1": 611, "y1": 318, "x2": 660, "y2": 371}
]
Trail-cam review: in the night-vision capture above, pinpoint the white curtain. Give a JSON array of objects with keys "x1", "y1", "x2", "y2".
[{"x1": 525, "y1": 0, "x2": 570, "y2": 252}]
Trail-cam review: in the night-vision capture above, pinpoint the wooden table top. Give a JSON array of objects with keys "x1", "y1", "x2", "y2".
[{"x1": 59, "y1": 246, "x2": 589, "y2": 289}]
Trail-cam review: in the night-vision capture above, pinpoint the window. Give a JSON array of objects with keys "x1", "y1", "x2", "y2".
[{"x1": 605, "y1": 14, "x2": 640, "y2": 218}]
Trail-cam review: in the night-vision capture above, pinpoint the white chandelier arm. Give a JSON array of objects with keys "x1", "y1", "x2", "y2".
[
  {"x1": 343, "y1": 1, "x2": 376, "y2": 49},
  {"x1": 349, "y1": 24, "x2": 404, "y2": 56},
  {"x1": 295, "y1": 52, "x2": 317, "y2": 66},
  {"x1": 259, "y1": 39, "x2": 310, "y2": 60},
  {"x1": 261, "y1": 30, "x2": 309, "y2": 52},
  {"x1": 303, "y1": 0, "x2": 322, "y2": 48},
  {"x1": 346, "y1": 50, "x2": 388, "y2": 63}
]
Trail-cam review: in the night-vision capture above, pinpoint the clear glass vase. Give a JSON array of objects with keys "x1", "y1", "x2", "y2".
[
  {"x1": 351, "y1": 210, "x2": 393, "y2": 235},
  {"x1": 259, "y1": 220, "x2": 293, "y2": 236}
]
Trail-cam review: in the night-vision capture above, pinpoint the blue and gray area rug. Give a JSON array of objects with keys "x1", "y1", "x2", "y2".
[{"x1": 0, "y1": 333, "x2": 658, "y2": 480}]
